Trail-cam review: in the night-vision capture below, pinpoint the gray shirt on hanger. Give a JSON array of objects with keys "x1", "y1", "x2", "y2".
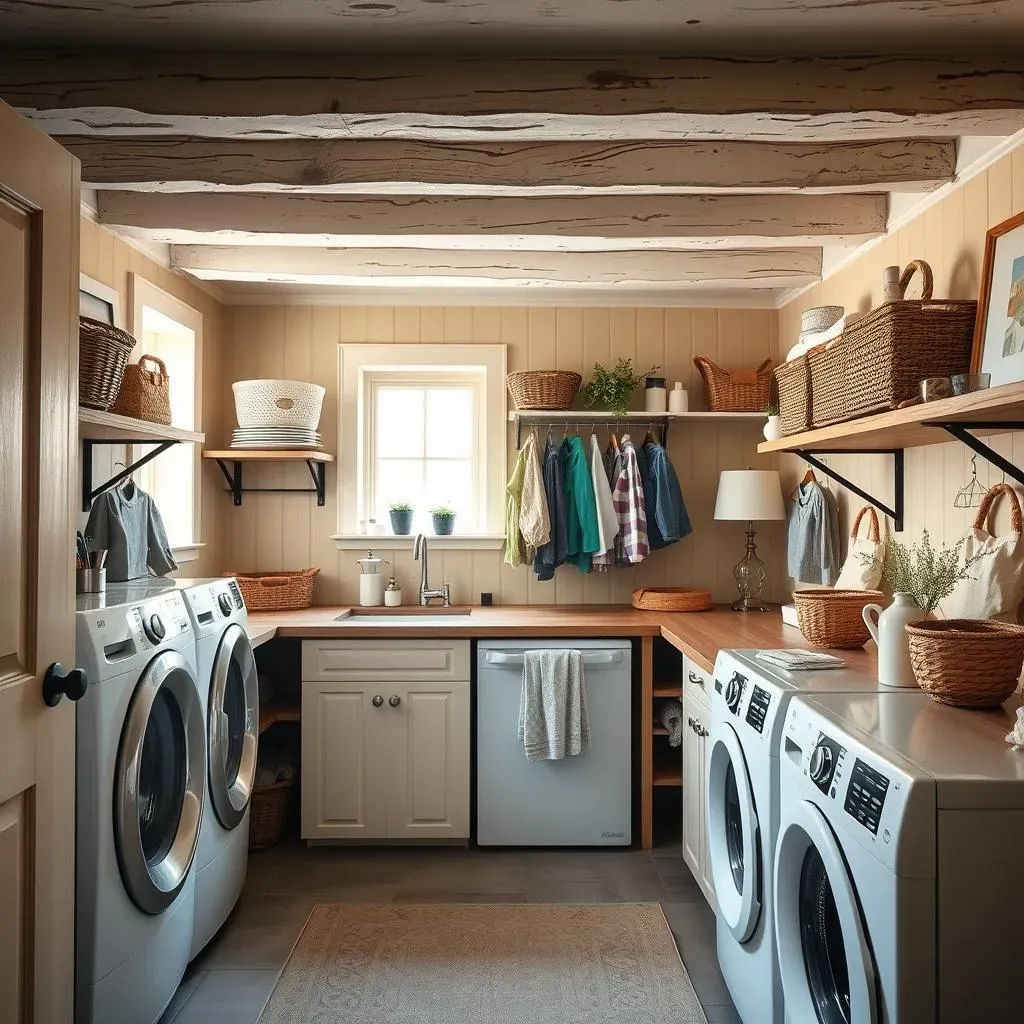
[
  {"x1": 84, "y1": 482, "x2": 178, "y2": 582},
  {"x1": 787, "y1": 480, "x2": 841, "y2": 586}
]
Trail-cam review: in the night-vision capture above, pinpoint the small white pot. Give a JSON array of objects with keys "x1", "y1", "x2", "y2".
[{"x1": 763, "y1": 415, "x2": 782, "y2": 442}]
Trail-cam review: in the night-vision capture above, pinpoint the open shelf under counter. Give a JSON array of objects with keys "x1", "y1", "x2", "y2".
[
  {"x1": 79, "y1": 408, "x2": 205, "y2": 444},
  {"x1": 258, "y1": 702, "x2": 301, "y2": 735}
]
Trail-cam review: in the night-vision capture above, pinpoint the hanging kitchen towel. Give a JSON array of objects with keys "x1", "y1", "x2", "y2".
[
  {"x1": 561, "y1": 434, "x2": 601, "y2": 573},
  {"x1": 612, "y1": 434, "x2": 649, "y2": 565},
  {"x1": 503, "y1": 441, "x2": 530, "y2": 567},
  {"x1": 834, "y1": 506, "x2": 885, "y2": 590},
  {"x1": 590, "y1": 433, "x2": 620, "y2": 571},
  {"x1": 642, "y1": 438, "x2": 693, "y2": 549},
  {"x1": 84, "y1": 480, "x2": 177, "y2": 582},
  {"x1": 517, "y1": 649, "x2": 590, "y2": 761},
  {"x1": 788, "y1": 480, "x2": 841, "y2": 585},
  {"x1": 518, "y1": 432, "x2": 551, "y2": 563},
  {"x1": 534, "y1": 435, "x2": 568, "y2": 582},
  {"x1": 942, "y1": 483, "x2": 1024, "y2": 623}
]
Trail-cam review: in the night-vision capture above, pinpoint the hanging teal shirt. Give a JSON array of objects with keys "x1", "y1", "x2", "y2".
[{"x1": 561, "y1": 435, "x2": 601, "y2": 573}]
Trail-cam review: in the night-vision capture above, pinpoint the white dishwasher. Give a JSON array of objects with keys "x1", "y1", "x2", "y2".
[{"x1": 477, "y1": 639, "x2": 632, "y2": 846}]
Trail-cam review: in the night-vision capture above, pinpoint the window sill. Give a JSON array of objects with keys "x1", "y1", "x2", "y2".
[
  {"x1": 172, "y1": 543, "x2": 205, "y2": 564},
  {"x1": 332, "y1": 534, "x2": 505, "y2": 551}
]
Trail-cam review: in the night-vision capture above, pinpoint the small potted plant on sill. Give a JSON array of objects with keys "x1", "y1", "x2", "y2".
[
  {"x1": 430, "y1": 505, "x2": 456, "y2": 536},
  {"x1": 763, "y1": 401, "x2": 782, "y2": 442},
  {"x1": 389, "y1": 502, "x2": 414, "y2": 536}
]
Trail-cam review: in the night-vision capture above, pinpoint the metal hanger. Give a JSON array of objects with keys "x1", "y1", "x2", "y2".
[{"x1": 954, "y1": 454, "x2": 987, "y2": 508}]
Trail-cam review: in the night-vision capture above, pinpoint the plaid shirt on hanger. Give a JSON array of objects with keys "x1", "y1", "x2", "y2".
[{"x1": 612, "y1": 436, "x2": 649, "y2": 564}]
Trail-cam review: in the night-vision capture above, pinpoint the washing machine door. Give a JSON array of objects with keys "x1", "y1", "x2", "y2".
[
  {"x1": 115, "y1": 649, "x2": 205, "y2": 915},
  {"x1": 774, "y1": 799, "x2": 879, "y2": 1024},
  {"x1": 207, "y1": 622, "x2": 258, "y2": 830},
  {"x1": 706, "y1": 721, "x2": 761, "y2": 941}
]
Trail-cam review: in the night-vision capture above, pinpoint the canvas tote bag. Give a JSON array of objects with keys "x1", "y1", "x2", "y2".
[
  {"x1": 942, "y1": 483, "x2": 1024, "y2": 623},
  {"x1": 834, "y1": 506, "x2": 884, "y2": 590}
]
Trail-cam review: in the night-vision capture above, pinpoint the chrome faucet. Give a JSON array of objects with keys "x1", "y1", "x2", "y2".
[{"x1": 413, "y1": 533, "x2": 450, "y2": 607}]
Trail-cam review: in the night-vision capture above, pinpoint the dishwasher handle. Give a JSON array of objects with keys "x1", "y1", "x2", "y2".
[{"x1": 483, "y1": 650, "x2": 624, "y2": 667}]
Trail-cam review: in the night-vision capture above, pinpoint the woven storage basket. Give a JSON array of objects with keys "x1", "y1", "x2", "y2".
[
  {"x1": 79, "y1": 316, "x2": 136, "y2": 411},
  {"x1": 248, "y1": 778, "x2": 294, "y2": 851},
  {"x1": 110, "y1": 354, "x2": 171, "y2": 425},
  {"x1": 808, "y1": 339, "x2": 849, "y2": 427},
  {"x1": 906, "y1": 619, "x2": 1024, "y2": 708},
  {"x1": 227, "y1": 568, "x2": 319, "y2": 611},
  {"x1": 632, "y1": 587, "x2": 712, "y2": 612},
  {"x1": 694, "y1": 356, "x2": 773, "y2": 412},
  {"x1": 506, "y1": 370, "x2": 582, "y2": 410},
  {"x1": 794, "y1": 589, "x2": 885, "y2": 649},
  {"x1": 774, "y1": 356, "x2": 811, "y2": 436},
  {"x1": 233, "y1": 380, "x2": 326, "y2": 430}
]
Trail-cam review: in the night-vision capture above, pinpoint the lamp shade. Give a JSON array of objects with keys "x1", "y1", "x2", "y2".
[{"x1": 714, "y1": 470, "x2": 786, "y2": 522}]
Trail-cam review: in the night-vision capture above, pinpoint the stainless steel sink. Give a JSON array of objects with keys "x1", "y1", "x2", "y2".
[{"x1": 333, "y1": 611, "x2": 472, "y2": 626}]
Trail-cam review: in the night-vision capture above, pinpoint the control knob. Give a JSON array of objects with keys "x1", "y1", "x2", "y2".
[
  {"x1": 143, "y1": 614, "x2": 166, "y2": 643},
  {"x1": 724, "y1": 673, "x2": 744, "y2": 713},
  {"x1": 809, "y1": 743, "x2": 834, "y2": 785},
  {"x1": 218, "y1": 593, "x2": 233, "y2": 617}
]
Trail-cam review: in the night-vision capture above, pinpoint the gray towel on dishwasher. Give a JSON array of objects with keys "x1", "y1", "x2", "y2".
[
  {"x1": 657, "y1": 698, "x2": 683, "y2": 748},
  {"x1": 517, "y1": 649, "x2": 590, "y2": 761}
]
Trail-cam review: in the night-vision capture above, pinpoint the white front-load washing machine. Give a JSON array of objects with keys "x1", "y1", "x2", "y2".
[
  {"x1": 706, "y1": 651, "x2": 888, "y2": 1024},
  {"x1": 75, "y1": 590, "x2": 205, "y2": 1024},
  {"x1": 775, "y1": 691, "x2": 1024, "y2": 1023}
]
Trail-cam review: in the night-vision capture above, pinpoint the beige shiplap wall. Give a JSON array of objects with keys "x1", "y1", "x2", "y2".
[
  {"x1": 778, "y1": 145, "x2": 1024, "y2": 583},
  {"x1": 217, "y1": 304, "x2": 785, "y2": 606},
  {"x1": 80, "y1": 215, "x2": 228, "y2": 577}
]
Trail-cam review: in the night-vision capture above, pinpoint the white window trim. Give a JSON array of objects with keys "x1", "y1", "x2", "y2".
[
  {"x1": 336, "y1": 343, "x2": 507, "y2": 548},
  {"x1": 129, "y1": 273, "x2": 204, "y2": 550}
]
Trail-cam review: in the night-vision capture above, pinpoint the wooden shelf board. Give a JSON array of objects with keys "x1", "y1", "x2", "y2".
[
  {"x1": 79, "y1": 408, "x2": 204, "y2": 444},
  {"x1": 653, "y1": 767, "x2": 683, "y2": 787},
  {"x1": 204, "y1": 449, "x2": 334, "y2": 463},
  {"x1": 653, "y1": 724, "x2": 669, "y2": 735},
  {"x1": 511, "y1": 410, "x2": 762, "y2": 422},
  {"x1": 653, "y1": 684, "x2": 682, "y2": 697},
  {"x1": 758, "y1": 381, "x2": 1024, "y2": 455},
  {"x1": 258, "y1": 703, "x2": 301, "y2": 734}
]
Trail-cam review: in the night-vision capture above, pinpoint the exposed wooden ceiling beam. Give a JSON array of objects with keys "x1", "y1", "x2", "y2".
[
  {"x1": 170, "y1": 244, "x2": 822, "y2": 289},
  {"x1": 64, "y1": 136, "x2": 956, "y2": 195},
  {"x1": 96, "y1": 191, "x2": 886, "y2": 250},
  {"x1": 7, "y1": 52, "x2": 1024, "y2": 140}
]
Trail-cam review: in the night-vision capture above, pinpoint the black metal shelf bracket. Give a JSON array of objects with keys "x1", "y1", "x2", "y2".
[
  {"x1": 793, "y1": 449, "x2": 905, "y2": 532},
  {"x1": 214, "y1": 458, "x2": 327, "y2": 507},
  {"x1": 930, "y1": 423, "x2": 1024, "y2": 489},
  {"x1": 82, "y1": 439, "x2": 177, "y2": 511}
]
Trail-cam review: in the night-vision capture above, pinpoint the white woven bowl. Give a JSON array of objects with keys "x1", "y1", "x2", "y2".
[
  {"x1": 800, "y1": 305, "x2": 844, "y2": 335},
  {"x1": 233, "y1": 379, "x2": 326, "y2": 429}
]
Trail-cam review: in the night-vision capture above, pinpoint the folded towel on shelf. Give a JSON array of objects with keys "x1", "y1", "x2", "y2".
[
  {"x1": 518, "y1": 649, "x2": 590, "y2": 761},
  {"x1": 657, "y1": 699, "x2": 684, "y2": 748}
]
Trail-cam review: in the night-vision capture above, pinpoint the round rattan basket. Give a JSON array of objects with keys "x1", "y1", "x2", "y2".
[
  {"x1": 248, "y1": 778, "x2": 294, "y2": 851},
  {"x1": 79, "y1": 316, "x2": 136, "y2": 411},
  {"x1": 632, "y1": 588, "x2": 712, "y2": 612},
  {"x1": 793, "y1": 589, "x2": 884, "y2": 649},
  {"x1": 906, "y1": 619, "x2": 1024, "y2": 707},
  {"x1": 506, "y1": 371, "x2": 581, "y2": 410}
]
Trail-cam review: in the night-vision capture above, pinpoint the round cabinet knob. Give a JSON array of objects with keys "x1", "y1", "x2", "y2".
[
  {"x1": 371, "y1": 695, "x2": 384, "y2": 708},
  {"x1": 389, "y1": 695, "x2": 401, "y2": 707},
  {"x1": 43, "y1": 662, "x2": 89, "y2": 707},
  {"x1": 218, "y1": 593, "x2": 233, "y2": 617},
  {"x1": 809, "y1": 744, "x2": 834, "y2": 784},
  {"x1": 143, "y1": 614, "x2": 166, "y2": 643}
]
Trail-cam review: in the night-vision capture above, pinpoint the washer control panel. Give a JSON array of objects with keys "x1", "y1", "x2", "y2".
[
  {"x1": 843, "y1": 759, "x2": 890, "y2": 836},
  {"x1": 745, "y1": 685, "x2": 772, "y2": 734}
]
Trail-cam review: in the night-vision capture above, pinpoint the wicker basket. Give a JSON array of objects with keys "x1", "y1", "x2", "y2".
[
  {"x1": 248, "y1": 778, "x2": 294, "y2": 851},
  {"x1": 906, "y1": 619, "x2": 1024, "y2": 708},
  {"x1": 79, "y1": 316, "x2": 136, "y2": 411},
  {"x1": 693, "y1": 357, "x2": 773, "y2": 412},
  {"x1": 774, "y1": 356, "x2": 811, "y2": 436},
  {"x1": 110, "y1": 354, "x2": 171, "y2": 425},
  {"x1": 632, "y1": 587, "x2": 712, "y2": 612},
  {"x1": 793, "y1": 589, "x2": 885, "y2": 649},
  {"x1": 227, "y1": 568, "x2": 319, "y2": 611},
  {"x1": 233, "y1": 380, "x2": 326, "y2": 429},
  {"x1": 807, "y1": 338, "x2": 850, "y2": 427},
  {"x1": 506, "y1": 371, "x2": 582, "y2": 410}
]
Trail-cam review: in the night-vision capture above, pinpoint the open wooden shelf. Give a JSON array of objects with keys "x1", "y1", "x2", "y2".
[
  {"x1": 653, "y1": 683, "x2": 683, "y2": 698},
  {"x1": 258, "y1": 702, "x2": 301, "y2": 735},
  {"x1": 653, "y1": 766, "x2": 683, "y2": 787},
  {"x1": 758, "y1": 381, "x2": 1024, "y2": 455},
  {"x1": 203, "y1": 449, "x2": 334, "y2": 462},
  {"x1": 79, "y1": 408, "x2": 204, "y2": 444},
  {"x1": 510, "y1": 410, "x2": 763, "y2": 422},
  {"x1": 653, "y1": 724, "x2": 669, "y2": 735}
]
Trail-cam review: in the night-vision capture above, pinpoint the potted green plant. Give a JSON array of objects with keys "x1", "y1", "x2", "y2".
[
  {"x1": 580, "y1": 359, "x2": 659, "y2": 416},
  {"x1": 430, "y1": 504, "x2": 456, "y2": 536},
  {"x1": 389, "y1": 502, "x2": 414, "y2": 535},
  {"x1": 763, "y1": 401, "x2": 782, "y2": 442}
]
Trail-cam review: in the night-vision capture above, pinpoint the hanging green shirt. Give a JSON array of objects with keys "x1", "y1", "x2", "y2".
[
  {"x1": 561, "y1": 435, "x2": 601, "y2": 573},
  {"x1": 504, "y1": 442, "x2": 529, "y2": 567}
]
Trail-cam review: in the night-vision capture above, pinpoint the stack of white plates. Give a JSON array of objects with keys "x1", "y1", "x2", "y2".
[{"x1": 230, "y1": 426, "x2": 323, "y2": 449}]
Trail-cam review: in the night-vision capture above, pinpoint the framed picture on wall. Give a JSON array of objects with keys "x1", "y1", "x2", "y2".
[
  {"x1": 972, "y1": 211, "x2": 1024, "y2": 385},
  {"x1": 79, "y1": 273, "x2": 121, "y2": 328}
]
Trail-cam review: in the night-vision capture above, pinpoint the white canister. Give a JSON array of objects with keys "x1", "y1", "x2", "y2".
[
  {"x1": 644, "y1": 376, "x2": 667, "y2": 413},
  {"x1": 668, "y1": 382, "x2": 688, "y2": 414},
  {"x1": 384, "y1": 577, "x2": 402, "y2": 607},
  {"x1": 862, "y1": 592, "x2": 928, "y2": 688},
  {"x1": 882, "y1": 265, "x2": 902, "y2": 304},
  {"x1": 359, "y1": 573, "x2": 384, "y2": 607}
]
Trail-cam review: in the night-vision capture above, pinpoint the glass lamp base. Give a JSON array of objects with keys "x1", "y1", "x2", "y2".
[{"x1": 733, "y1": 524, "x2": 769, "y2": 613}]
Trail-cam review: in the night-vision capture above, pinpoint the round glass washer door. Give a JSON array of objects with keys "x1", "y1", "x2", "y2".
[
  {"x1": 115, "y1": 649, "x2": 205, "y2": 915},
  {"x1": 207, "y1": 622, "x2": 259, "y2": 830}
]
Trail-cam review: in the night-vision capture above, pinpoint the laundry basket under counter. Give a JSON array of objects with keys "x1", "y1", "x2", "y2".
[{"x1": 476, "y1": 639, "x2": 632, "y2": 846}]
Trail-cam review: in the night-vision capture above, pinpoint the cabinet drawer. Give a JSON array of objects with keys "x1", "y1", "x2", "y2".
[
  {"x1": 682, "y1": 655, "x2": 712, "y2": 704},
  {"x1": 302, "y1": 639, "x2": 471, "y2": 682}
]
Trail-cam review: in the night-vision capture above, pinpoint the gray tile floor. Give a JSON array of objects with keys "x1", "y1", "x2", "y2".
[{"x1": 161, "y1": 831, "x2": 740, "y2": 1024}]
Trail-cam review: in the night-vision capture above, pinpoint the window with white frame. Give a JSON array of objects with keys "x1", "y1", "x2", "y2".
[
  {"x1": 130, "y1": 275, "x2": 203, "y2": 556},
  {"x1": 337, "y1": 344, "x2": 506, "y2": 543}
]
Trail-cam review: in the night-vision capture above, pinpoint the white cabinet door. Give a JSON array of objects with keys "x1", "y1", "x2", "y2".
[
  {"x1": 387, "y1": 681, "x2": 470, "y2": 840},
  {"x1": 302, "y1": 639, "x2": 471, "y2": 683},
  {"x1": 681, "y1": 688, "x2": 704, "y2": 883},
  {"x1": 301, "y1": 682, "x2": 388, "y2": 840}
]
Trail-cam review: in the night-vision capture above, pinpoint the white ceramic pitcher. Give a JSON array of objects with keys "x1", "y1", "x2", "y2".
[{"x1": 862, "y1": 592, "x2": 927, "y2": 688}]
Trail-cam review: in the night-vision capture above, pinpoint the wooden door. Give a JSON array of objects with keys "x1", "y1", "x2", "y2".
[
  {"x1": 681, "y1": 689, "x2": 704, "y2": 883},
  {"x1": 300, "y1": 682, "x2": 387, "y2": 840},
  {"x1": 0, "y1": 101, "x2": 79, "y2": 1023},
  {"x1": 387, "y1": 681, "x2": 470, "y2": 840}
]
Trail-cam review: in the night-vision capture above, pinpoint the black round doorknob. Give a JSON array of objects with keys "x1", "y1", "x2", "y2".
[{"x1": 43, "y1": 662, "x2": 89, "y2": 707}]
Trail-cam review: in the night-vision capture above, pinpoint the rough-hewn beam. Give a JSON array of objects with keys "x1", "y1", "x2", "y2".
[
  {"x1": 66, "y1": 137, "x2": 954, "y2": 194},
  {"x1": 6, "y1": 52, "x2": 1024, "y2": 140},
  {"x1": 97, "y1": 191, "x2": 886, "y2": 250},
  {"x1": 170, "y1": 244, "x2": 823, "y2": 289}
]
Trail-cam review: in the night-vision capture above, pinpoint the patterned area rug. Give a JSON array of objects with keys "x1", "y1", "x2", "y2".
[{"x1": 258, "y1": 903, "x2": 708, "y2": 1023}]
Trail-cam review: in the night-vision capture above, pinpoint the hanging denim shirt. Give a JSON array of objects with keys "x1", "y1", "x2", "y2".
[
  {"x1": 561, "y1": 434, "x2": 601, "y2": 573},
  {"x1": 642, "y1": 440, "x2": 693, "y2": 549},
  {"x1": 534, "y1": 436, "x2": 568, "y2": 581}
]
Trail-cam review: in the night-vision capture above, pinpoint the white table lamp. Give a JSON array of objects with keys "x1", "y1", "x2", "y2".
[{"x1": 714, "y1": 470, "x2": 786, "y2": 611}]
